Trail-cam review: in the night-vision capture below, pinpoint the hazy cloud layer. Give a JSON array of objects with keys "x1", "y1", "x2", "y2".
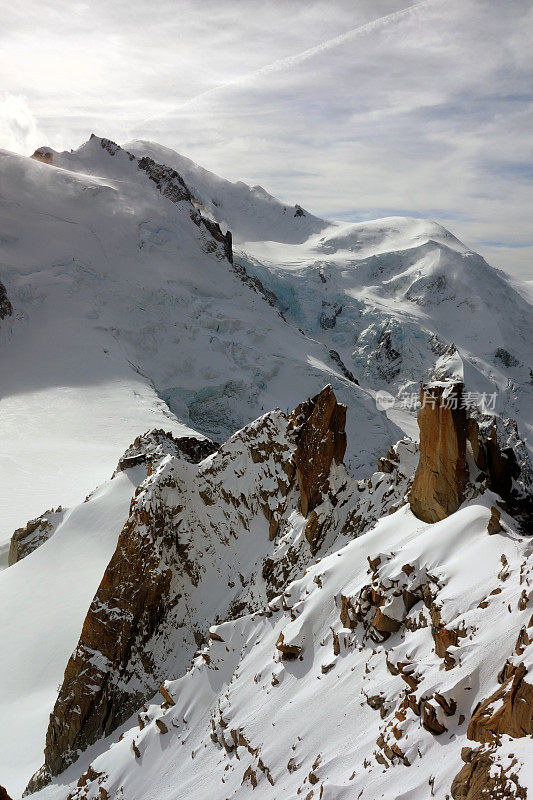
[{"x1": 1, "y1": 0, "x2": 532, "y2": 278}]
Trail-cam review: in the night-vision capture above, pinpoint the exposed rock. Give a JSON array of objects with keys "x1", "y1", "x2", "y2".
[
  {"x1": 374, "y1": 328, "x2": 402, "y2": 381},
  {"x1": 136, "y1": 154, "x2": 191, "y2": 204},
  {"x1": 275, "y1": 633, "x2": 302, "y2": 660},
  {"x1": 487, "y1": 505, "x2": 503, "y2": 535},
  {"x1": 231, "y1": 258, "x2": 284, "y2": 314},
  {"x1": 467, "y1": 662, "x2": 533, "y2": 742},
  {"x1": 494, "y1": 347, "x2": 520, "y2": 368},
  {"x1": 9, "y1": 507, "x2": 64, "y2": 565},
  {"x1": 451, "y1": 745, "x2": 527, "y2": 800},
  {"x1": 0, "y1": 785, "x2": 13, "y2": 800},
  {"x1": 328, "y1": 349, "x2": 358, "y2": 384},
  {"x1": 320, "y1": 300, "x2": 342, "y2": 329},
  {"x1": 466, "y1": 416, "x2": 533, "y2": 527},
  {"x1": 409, "y1": 382, "x2": 469, "y2": 523},
  {"x1": 288, "y1": 385, "x2": 347, "y2": 517},
  {"x1": 155, "y1": 719, "x2": 168, "y2": 734},
  {"x1": 114, "y1": 429, "x2": 218, "y2": 475},
  {"x1": 31, "y1": 147, "x2": 54, "y2": 164}
]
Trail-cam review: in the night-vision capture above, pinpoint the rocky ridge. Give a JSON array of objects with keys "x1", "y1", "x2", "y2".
[
  {"x1": 27, "y1": 386, "x2": 360, "y2": 789},
  {"x1": 410, "y1": 382, "x2": 533, "y2": 528},
  {"x1": 25, "y1": 380, "x2": 533, "y2": 798}
]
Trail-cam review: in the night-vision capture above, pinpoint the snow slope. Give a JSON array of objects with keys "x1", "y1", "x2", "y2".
[
  {"x1": 126, "y1": 140, "x2": 533, "y2": 452},
  {"x1": 31, "y1": 497, "x2": 533, "y2": 800},
  {"x1": 0, "y1": 465, "x2": 145, "y2": 796},
  {"x1": 0, "y1": 139, "x2": 400, "y2": 548}
]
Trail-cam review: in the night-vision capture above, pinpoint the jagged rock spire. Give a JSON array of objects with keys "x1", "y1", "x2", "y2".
[
  {"x1": 289, "y1": 384, "x2": 347, "y2": 517},
  {"x1": 409, "y1": 382, "x2": 468, "y2": 523}
]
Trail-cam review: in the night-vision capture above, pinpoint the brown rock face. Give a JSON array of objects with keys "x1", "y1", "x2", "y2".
[
  {"x1": 467, "y1": 662, "x2": 533, "y2": 743},
  {"x1": 29, "y1": 487, "x2": 175, "y2": 790},
  {"x1": 0, "y1": 785, "x2": 13, "y2": 800},
  {"x1": 8, "y1": 509, "x2": 63, "y2": 565},
  {"x1": 27, "y1": 389, "x2": 348, "y2": 791},
  {"x1": 409, "y1": 383, "x2": 469, "y2": 523},
  {"x1": 451, "y1": 746, "x2": 527, "y2": 800},
  {"x1": 288, "y1": 385, "x2": 347, "y2": 518},
  {"x1": 31, "y1": 147, "x2": 53, "y2": 164}
]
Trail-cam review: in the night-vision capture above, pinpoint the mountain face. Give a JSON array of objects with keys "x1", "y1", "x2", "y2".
[
  {"x1": 21, "y1": 384, "x2": 533, "y2": 800},
  {"x1": 0, "y1": 135, "x2": 401, "y2": 554},
  {"x1": 0, "y1": 136, "x2": 531, "y2": 799}
]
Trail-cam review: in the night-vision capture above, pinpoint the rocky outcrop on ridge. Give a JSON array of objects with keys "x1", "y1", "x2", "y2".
[
  {"x1": 409, "y1": 382, "x2": 469, "y2": 523},
  {"x1": 8, "y1": 507, "x2": 65, "y2": 565},
  {"x1": 113, "y1": 429, "x2": 218, "y2": 475},
  {"x1": 26, "y1": 386, "x2": 359, "y2": 790},
  {"x1": 409, "y1": 381, "x2": 533, "y2": 527},
  {"x1": 289, "y1": 384, "x2": 347, "y2": 517}
]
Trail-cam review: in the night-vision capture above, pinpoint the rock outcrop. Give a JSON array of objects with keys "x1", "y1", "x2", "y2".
[
  {"x1": 466, "y1": 415, "x2": 533, "y2": 527},
  {"x1": 0, "y1": 785, "x2": 13, "y2": 800},
  {"x1": 31, "y1": 147, "x2": 54, "y2": 164},
  {"x1": 113, "y1": 429, "x2": 218, "y2": 475},
  {"x1": 8, "y1": 507, "x2": 64, "y2": 565},
  {"x1": 409, "y1": 382, "x2": 468, "y2": 523},
  {"x1": 451, "y1": 611, "x2": 533, "y2": 798},
  {"x1": 289, "y1": 385, "x2": 346, "y2": 517},
  {"x1": 409, "y1": 381, "x2": 533, "y2": 527},
  {"x1": 451, "y1": 745, "x2": 527, "y2": 800},
  {"x1": 26, "y1": 386, "x2": 353, "y2": 791}
]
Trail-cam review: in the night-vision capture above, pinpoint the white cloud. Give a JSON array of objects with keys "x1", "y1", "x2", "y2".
[{"x1": 0, "y1": 94, "x2": 42, "y2": 155}]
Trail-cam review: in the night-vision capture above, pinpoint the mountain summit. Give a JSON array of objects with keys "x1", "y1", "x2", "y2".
[{"x1": 0, "y1": 136, "x2": 531, "y2": 799}]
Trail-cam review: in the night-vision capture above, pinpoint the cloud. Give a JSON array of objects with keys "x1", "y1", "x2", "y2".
[
  {"x1": 1, "y1": 0, "x2": 532, "y2": 278},
  {"x1": 0, "y1": 94, "x2": 42, "y2": 155}
]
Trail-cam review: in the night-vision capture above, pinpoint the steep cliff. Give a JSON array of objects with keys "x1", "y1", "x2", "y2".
[
  {"x1": 409, "y1": 382, "x2": 469, "y2": 523},
  {"x1": 26, "y1": 386, "x2": 357, "y2": 789},
  {"x1": 409, "y1": 381, "x2": 533, "y2": 528}
]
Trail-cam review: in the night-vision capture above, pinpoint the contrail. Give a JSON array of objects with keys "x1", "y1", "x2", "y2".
[{"x1": 135, "y1": 0, "x2": 434, "y2": 129}]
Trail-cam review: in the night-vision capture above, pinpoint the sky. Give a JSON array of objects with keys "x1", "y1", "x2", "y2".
[{"x1": 1, "y1": 0, "x2": 532, "y2": 279}]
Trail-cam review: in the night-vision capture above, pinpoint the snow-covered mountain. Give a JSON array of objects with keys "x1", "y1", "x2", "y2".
[
  {"x1": 0, "y1": 136, "x2": 402, "y2": 555},
  {"x1": 0, "y1": 136, "x2": 532, "y2": 800},
  {"x1": 127, "y1": 140, "x2": 533, "y2": 437}
]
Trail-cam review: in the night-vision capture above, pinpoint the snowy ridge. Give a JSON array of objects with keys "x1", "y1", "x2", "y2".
[
  {"x1": 0, "y1": 136, "x2": 401, "y2": 547},
  {"x1": 0, "y1": 135, "x2": 531, "y2": 800},
  {"x1": 126, "y1": 139, "x2": 533, "y2": 451},
  {"x1": 30, "y1": 498, "x2": 533, "y2": 800}
]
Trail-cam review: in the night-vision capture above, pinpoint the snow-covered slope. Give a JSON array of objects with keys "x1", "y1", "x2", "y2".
[
  {"x1": 0, "y1": 464, "x2": 146, "y2": 796},
  {"x1": 30, "y1": 493, "x2": 533, "y2": 800},
  {"x1": 125, "y1": 139, "x2": 326, "y2": 245},
  {"x1": 0, "y1": 136, "x2": 531, "y2": 800},
  {"x1": 126, "y1": 140, "x2": 533, "y2": 452},
  {"x1": 0, "y1": 137, "x2": 400, "y2": 549}
]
